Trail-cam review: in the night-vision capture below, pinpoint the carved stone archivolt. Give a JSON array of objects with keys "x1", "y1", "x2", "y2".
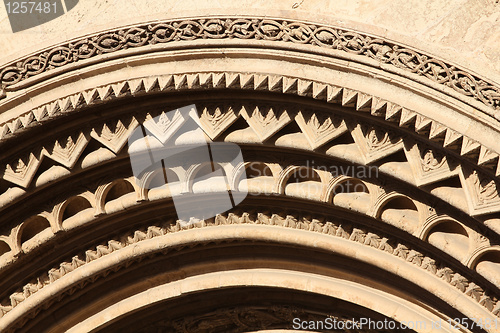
[
  {"x1": 1, "y1": 18, "x2": 500, "y2": 333},
  {"x1": 0, "y1": 97, "x2": 498, "y2": 289},
  {"x1": 0, "y1": 208, "x2": 496, "y2": 332},
  {"x1": 1, "y1": 17, "x2": 499, "y2": 120},
  {"x1": 0, "y1": 93, "x2": 498, "y2": 328},
  {"x1": 2, "y1": 73, "x2": 499, "y2": 179},
  {"x1": 1, "y1": 98, "x2": 499, "y2": 221}
]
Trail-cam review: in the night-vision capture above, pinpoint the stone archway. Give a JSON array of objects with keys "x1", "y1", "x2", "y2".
[{"x1": 0, "y1": 12, "x2": 499, "y2": 333}]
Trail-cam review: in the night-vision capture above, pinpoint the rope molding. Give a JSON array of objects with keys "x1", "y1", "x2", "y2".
[
  {"x1": 0, "y1": 17, "x2": 499, "y2": 119},
  {"x1": 0, "y1": 210, "x2": 498, "y2": 332}
]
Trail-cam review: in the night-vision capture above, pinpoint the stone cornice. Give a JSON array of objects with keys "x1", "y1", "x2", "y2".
[{"x1": 0, "y1": 16, "x2": 499, "y2": 120}]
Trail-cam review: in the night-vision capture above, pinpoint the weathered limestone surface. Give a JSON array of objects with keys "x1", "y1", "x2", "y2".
[
  {"x1": 0, "y1": 1, "x2": 500, "y2": 332},
  {"x1": 1, "y1": 0, "x2": 500, "y2": 84}
]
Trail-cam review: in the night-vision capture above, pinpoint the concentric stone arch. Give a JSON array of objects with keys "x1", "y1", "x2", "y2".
[{"x1": 0, "y1": 15, "x2": 499, "y2": 333}]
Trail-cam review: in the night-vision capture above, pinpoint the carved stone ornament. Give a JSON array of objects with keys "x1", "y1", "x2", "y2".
[
  {"x1": 1, "y1": 17, "x2": 500, "y2": 120},
  {"x1": 404, "y1": 141, "x2": 459, "y2": 186},
  {"x1": 0, "y1": 209, "x2": 497, "y2": 332},
  {"x1": 1, "y1": 71, "x2": 500, "y2": 185},
  {"x1": 2, "y1": 12, "x2": 500, "y2": 333}
]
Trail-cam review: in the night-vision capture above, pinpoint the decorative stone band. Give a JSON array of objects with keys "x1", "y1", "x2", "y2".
[
  {"x1": 0, "y1": 212, "x2": 498, "y2": 333},
  {"x1": 1, "y1": 159, "x2": 492, "y2": 278},
  {"x1": 1, "y1": 73, "x2": 499, "y2": 177},
  {"x1": 1, "y1": 79, "x2": 499, "y2": 218},
  {"x1": 0, "y1": 17, "x2": 499, "y2": 118}
]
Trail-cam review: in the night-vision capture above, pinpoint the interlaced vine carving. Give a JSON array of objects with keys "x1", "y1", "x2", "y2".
[{"x1": 1, "y1": 17, "x2": 499, "y2": 116}]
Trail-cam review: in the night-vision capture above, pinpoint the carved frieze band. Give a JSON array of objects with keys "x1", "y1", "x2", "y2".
[
  {"x1": 1, "y1": 72, "x2": 499, "y2": 178},
  {"x1": 2, "y1": 154, "x2": 493, "y2": 270},
  {"x1": 0, "y1": 17, "x2": 499, "y2": 118},
  {"x1": 1, "y1": 79, "x2": 499, "y2": 218},
  {"x1": 0, "y1": 211, "x2": 498, "y2": 332}
]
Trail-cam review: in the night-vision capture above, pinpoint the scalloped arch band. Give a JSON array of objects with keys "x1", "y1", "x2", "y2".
[{"x1": 0, "y1": 213, "x2": 497, "y2": 332}]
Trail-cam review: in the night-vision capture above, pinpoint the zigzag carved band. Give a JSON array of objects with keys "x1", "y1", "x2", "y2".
[
  {"x1": 2, "y1": 72, "x2": 500, "y2": 179},
  {"x1": 0, "y1": 17, "x2": 499, "y2": 118},
  {"x1": 2, "y1": 82, "x2": 500, "y2": 219}
]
